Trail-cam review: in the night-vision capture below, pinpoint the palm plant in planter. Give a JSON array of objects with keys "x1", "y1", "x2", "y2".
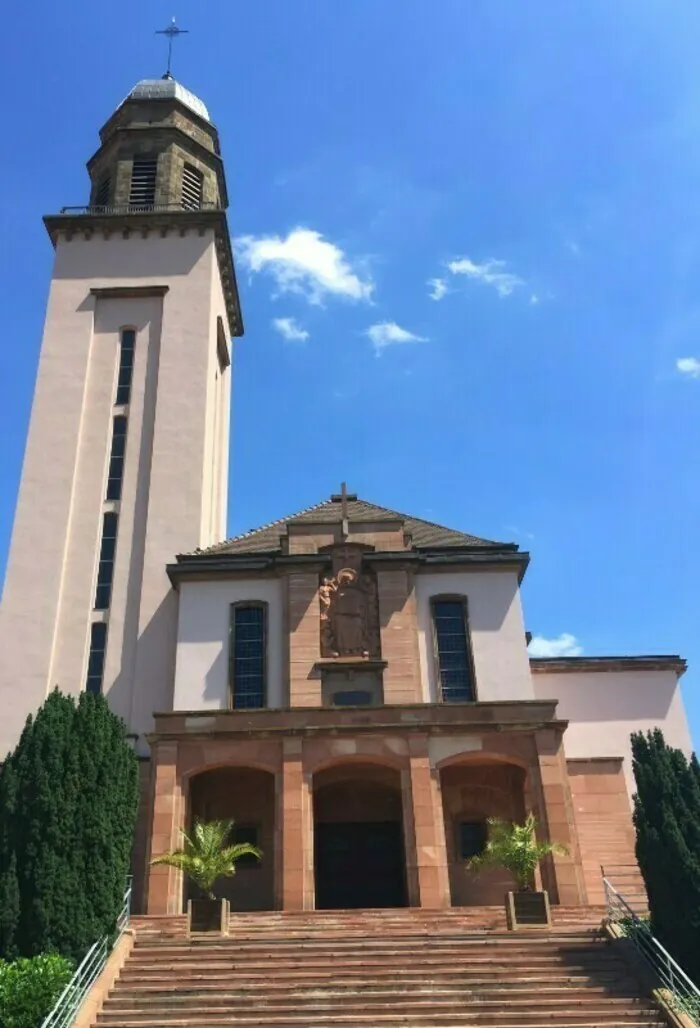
[
  {"x1": 467, "y1": 814, "x2": 568, "y2": 929},
  {"x1": 151, "y1": 818, "x2": 262, "y2": 933}
]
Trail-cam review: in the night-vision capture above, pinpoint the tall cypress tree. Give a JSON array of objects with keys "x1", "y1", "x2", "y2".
[
  {"x1": 0, "y1": 689, "x2": 139, "y2": 962},
  {"x1": 0, "y1": 756, "x2": 20, "y2": 958},
  {"x1": 71, "y1": 691, "x2": 140, "y2": 948},
  {"x1": 13, "y1": 691, "x2": 78, "y2": 958},
  {"x1": 631, "y1": 728, "x2": 700, "y2": 981}
]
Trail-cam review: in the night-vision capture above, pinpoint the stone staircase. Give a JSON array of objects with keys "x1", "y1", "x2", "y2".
[{"x1": 97, "y1": 909, "x2": 665, "y2": 1027}]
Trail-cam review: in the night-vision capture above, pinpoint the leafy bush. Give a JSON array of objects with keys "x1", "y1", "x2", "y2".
[
  {"x1": 614, "y1": 913, "x2": 650, "y2": 938},
  {"x1": 0, "y1": 953, "x2": 73, "y2": 1028}
]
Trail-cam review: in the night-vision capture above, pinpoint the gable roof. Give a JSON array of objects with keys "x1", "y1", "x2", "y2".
[{"x1": 181, "y1": 496, "x2": 517, "y2": 559}]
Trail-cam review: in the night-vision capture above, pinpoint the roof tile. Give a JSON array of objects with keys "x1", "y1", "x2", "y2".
[{"x1": 181, "y1": 497, "x2": 514, "y2": 559}]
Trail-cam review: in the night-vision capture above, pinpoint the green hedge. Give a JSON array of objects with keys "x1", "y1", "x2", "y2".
[{"x1": 0, "y1": 954, "x2": 73, "y2": 1028}]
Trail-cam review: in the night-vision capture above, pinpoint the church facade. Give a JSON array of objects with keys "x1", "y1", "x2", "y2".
[{"x1": 0, "y1": 75, "x2": 692, "y2": 917}]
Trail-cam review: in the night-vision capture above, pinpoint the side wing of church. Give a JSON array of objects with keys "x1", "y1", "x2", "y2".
[{"x1": 0, "y1": 74, "x2": 691, "y2": 917}]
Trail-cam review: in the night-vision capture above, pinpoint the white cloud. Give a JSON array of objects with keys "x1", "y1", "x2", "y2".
[
  {"x1": 235, "y1": 228, "x2": 373, "y2": 305},
  {"x1": 676, "y1": 357, "x2": 700, "y2": 378},
  {"x1": 366, "y1": 321, "x2": 429, "y2": 353},
  {"x1": 505, "y1": 525, "x2": 535, "y2": 541},
  {"x1": 447, "y1": 257, "x2": 524, "y2": 297},
  {"x1": 529, "y1": 294, "x2": 540, "y2": 306},
  {"x1": 428, "y1": 277, "x2": 448, "y2": 301},
  {"x1": 272, "y1": 317, "x2": 309, "y2": 342},
  {"x1": 528, "y1": 633, "x2": 583, "y2": 658}
]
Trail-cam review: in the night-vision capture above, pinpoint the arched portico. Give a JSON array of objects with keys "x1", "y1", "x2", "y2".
[{"x1": 143, "y1": 712, "x2": 586, "y2": 916}]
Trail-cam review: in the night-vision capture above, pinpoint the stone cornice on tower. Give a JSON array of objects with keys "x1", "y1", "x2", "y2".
[{"x1": 43, "y1": 207, "x2": 244, "y2": 337}]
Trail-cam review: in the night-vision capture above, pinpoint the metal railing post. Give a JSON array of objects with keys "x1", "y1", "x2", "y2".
[
  {"x1": 602, "y1": 876, "x2": 700, "y2": 1026},
  {"x1": 40, "y1": 878, "x2": 132, "y2": 1028}
]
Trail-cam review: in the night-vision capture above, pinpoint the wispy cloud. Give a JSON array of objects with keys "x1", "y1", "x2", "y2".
[
  {"x1": 565, "y1": 239, "x2": 581, "y2": 257},
  {"x1": 446, "y1": 257, "x2": 524, "y2": 297},
  {"x1": 528, "y1": 633, "x2": 583, "y2": 658},
  {"x1": 366, "y1": 322, "x2": 429, "y2": 354},
  {"x1": 676, "y1": 357, "x2": 700, "y2": 378},
  {"x1": 428, "y1": 277, "x2": 448, "y2": 301},
  {"x1": 529, "y1": 294, "x2": 540, "y2": 306},
  {"x1": 505, "y1": 525, "x2": 535, "y2": 542},
  {"x1": 272, "y1": 317, "x2": 309, "y2": 342},
  {"x1": 235, "y1": 228, "x2": 373, "y2": 305}
]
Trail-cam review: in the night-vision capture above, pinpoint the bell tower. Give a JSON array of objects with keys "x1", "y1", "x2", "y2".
[{"x1": 0, "y1": 74, "x2": 243, "y2": 757}]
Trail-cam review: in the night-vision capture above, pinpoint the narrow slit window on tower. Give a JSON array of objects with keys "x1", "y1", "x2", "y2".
[
  {"x1": 129, "y1": 157, "x2": 157, "y2": 209},
  {"x1": 95, "y1": 176, "x2": 110, "y2": 208},
  {"x1": 94, "y1": 512, "x2": 118, "y2": 610},
  {"x1": 431, "y1": 597, "x2": 476, "y2": 703},
  {"x1": 115, "y1": 329, "x2": 135, "y2": 406},
  {"x1": 106, "y1": 415, "x2": 128, "y2": 501},
  {"x1": 181, "y1": 163, "x2": 204, "y2": 210},
  {"x1": 229, "y1": 603, "x2": 267, "y2": 710},
  {"x1": 85, "y1": 622, "x2": 108, "y2": 695}
]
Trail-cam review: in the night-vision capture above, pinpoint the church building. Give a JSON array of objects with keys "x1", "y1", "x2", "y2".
[{"x1": 0, "y1": 73, "x2": 692, "y2": 918}]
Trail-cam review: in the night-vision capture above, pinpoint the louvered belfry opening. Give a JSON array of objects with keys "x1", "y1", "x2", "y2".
[
  {"x1": 181, "y1": 162, "x2": 204, "y2": 210},
  {"x1": 129, "y1": 157, "x2": 158, "y2": 208},
  {"x1": 95, "y1": 176, "x2": 110, "y2": 208}
]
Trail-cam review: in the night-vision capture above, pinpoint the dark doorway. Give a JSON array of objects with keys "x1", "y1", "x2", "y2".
[{"x1": 315, "y1": 820, "x2": 407, "y2": 909}]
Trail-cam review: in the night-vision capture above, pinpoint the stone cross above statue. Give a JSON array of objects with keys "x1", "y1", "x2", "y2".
[{"x1": 330, "y1": 482, "x2": 358, "y2": 540}]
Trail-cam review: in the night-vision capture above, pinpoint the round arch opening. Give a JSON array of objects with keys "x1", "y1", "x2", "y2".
[
  {"x1": 439, "y1": 759, "x2": 527, "y2": 907},
  {"x1": 188, "y1": 766, "x2": 275, "y2": 911},
  {"x1": 313, "y1": 763, "x2": 407, "y2": 910}
]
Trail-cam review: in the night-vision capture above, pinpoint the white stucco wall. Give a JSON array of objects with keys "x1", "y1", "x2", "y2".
[
  {"x1": 174, "y1": 579, "x2": 285, "y2": 710},
  {"x1": 416, "y1": 570, "x2": 533, "y2": 703},
  {"x1": 532, "y1": 668, "x2": 692, "y2": 796},
  {"x1": 0, "y1": 228, "x2": 232, "y2": 759}
]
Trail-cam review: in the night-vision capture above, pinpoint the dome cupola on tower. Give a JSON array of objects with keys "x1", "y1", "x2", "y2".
[{"x1": 124, "y1": 74, "x2": 211, "y2": 123}]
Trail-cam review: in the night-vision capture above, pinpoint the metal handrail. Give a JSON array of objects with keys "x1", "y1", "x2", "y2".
[
  {"x1": 603, "y1": 876, "x2": 700, "y2": 1025},
  {"x1": 58, "y1": 203, "x2": 220, "y2": 215},
  {"x1": 40, "y1": 877, "x2": 132, "y2": 1028}
]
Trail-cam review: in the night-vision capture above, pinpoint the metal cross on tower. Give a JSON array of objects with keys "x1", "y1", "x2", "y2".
[{"x1": 156, "y1": 17, "x2": 189, "y2": 78}]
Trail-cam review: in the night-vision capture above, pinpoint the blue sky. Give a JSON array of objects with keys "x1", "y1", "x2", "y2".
[{"x1": 0, "y1": 1, "x2": 698, "y2": 743}]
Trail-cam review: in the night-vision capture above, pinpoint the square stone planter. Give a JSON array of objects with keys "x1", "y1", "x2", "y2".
[
  {"x1": 187, "y1": 897, "x2": 230, "y2": 935},
  {"x1": 506, "y1": 890, "x2": 551, "y2": 930}
]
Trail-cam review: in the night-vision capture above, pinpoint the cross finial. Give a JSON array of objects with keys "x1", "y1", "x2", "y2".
[
  {"x1": 156, "y1": 16, "x2": 189, "y2": 78},
  {"x1": 330, "y1": 482, "x2": 357, "y2": 540}
]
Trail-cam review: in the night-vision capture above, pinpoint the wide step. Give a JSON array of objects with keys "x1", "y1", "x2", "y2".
[
  {"x1": 98, "y1": 911, "x2": 661, "y2": 1028},
  {"x1": 97, "y1": 1015, "x2": 661, "y2": 1023}
]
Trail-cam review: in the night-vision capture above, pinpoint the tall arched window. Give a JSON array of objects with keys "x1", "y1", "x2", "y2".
[
  {"x1": 229, "y1": 602, "x2": 268, "y2": 709},
  {"x1": 430, "y1": 596, "x2": 476, "y2": 702}
]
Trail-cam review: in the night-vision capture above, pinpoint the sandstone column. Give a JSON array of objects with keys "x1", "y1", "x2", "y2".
[
  {"x1": 144, "y1": 740, "x2": 185, "y2": 914},
  {"x1": 280, "y1": 738, "x2": 314, "y2": 910},
  {"x1": 402, "y1": 735, "x2": 451, "y2": 908},
  {"x1": 530, "y1": 728, "x2": 587, "y2": 905}
]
